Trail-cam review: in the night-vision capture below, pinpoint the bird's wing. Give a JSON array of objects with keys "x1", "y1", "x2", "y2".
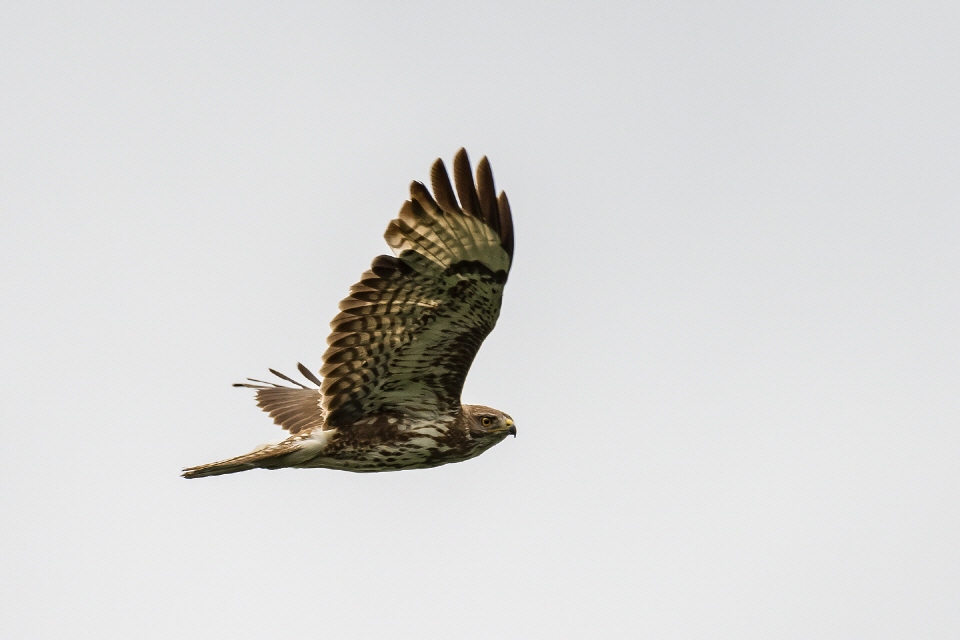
[
  {"x1": 233, "y1": 364, "x2": 325, "y2": 434},
  {"x1": 318, "y1": 149, "x2": 514, "y2": 428}
]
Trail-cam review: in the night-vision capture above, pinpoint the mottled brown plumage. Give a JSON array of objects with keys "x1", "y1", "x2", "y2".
[{"x1": 183, "y1": 149, "x2": 516, "y2": 479}]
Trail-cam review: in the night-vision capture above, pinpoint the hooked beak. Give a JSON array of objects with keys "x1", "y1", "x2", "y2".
[{"x1": 506, "y1": 418, "x2": 516, "y2": 437}]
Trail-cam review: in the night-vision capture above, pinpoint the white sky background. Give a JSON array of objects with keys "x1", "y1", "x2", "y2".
[{"x1": 1, "y1": 2, "x2": 958, "y2": 637}]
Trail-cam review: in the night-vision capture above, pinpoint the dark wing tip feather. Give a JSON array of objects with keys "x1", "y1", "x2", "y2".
[
  {"x1": 475, "y1": 156, "x2": 500, "y2": 236},
  {"x1": 497, "y1": 191, "x2": 514, "y2": 260},
  {"x1": 452, "y1": 148, "x2": 482, "y2": 219},
  {"x1": 410, "y1": 180, "x2": 440, "y2": 215},
  {"x1": 430, "y1": 158, "x2": 460, "y2": 213}
]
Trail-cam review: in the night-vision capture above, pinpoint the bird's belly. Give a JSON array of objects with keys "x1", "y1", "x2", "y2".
[
  {"x1": 299, "y1": 441, "x2": 444, "y2": 472},
  {"x1": 295, "y1": 432, "x2": 486, "y2": 473}
]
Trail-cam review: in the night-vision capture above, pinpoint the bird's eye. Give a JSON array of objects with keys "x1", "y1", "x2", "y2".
[{"x1": 481, "y1": 417, "x2": 493, "y2": 427}]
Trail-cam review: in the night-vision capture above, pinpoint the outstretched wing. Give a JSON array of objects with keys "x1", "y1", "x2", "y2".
[
  {"x1": 233, "y1": 364, "x2": 325, "y2": 434},
  {"x1": 319, "y1": 149, "x2": 514, "y2": 428}
]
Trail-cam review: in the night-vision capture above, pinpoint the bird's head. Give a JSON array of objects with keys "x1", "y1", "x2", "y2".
[{"x1": 462, "y1": 404, "x2": 516, "y2": 441}]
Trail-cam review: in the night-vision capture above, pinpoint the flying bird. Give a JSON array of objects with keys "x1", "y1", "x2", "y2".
[{"x1": 183, "y1": 149, "x2": 516, "y2": 478}]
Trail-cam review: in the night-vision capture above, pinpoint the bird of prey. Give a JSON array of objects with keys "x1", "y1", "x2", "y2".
[{"x1": 183, "y1": 149, "x2": 516, "y2": 478}]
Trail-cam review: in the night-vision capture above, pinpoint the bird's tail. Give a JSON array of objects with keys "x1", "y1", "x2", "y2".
[{"x1": 182, "y1": 441, "x2": 302, "y2": 479}]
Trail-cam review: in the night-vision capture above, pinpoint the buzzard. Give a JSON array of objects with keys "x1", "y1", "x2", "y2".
[{"x1": 183, "y1": 149, "x2": 516, "y2": 478}]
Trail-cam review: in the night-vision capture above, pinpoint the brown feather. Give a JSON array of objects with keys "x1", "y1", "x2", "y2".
[
  {"x1": 453, "y1": 148, "x2": 482, "y2": 219},
  {"x1": 497, "y1": 191, "x2": 514, "y2": 260},
  {"x1": 297, "y1": 362, "x2": 323, "y2": 387},
  {"x1": 410, "y1": 180, "x2": 441, "y2": 215},
  {"x1": 430, "y1": 159, "x2": 460, "y2": 213},
  {"x1": 268, "y1": 368, "x2": 309, "y2": 388},
  {"x1": 475, "y1": 156, "x2": 500, "y2": 236}
]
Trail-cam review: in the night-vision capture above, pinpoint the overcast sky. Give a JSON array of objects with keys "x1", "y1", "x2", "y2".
[{"x1": 2, "y1": 2, "x2": 958, "y2": 638}]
